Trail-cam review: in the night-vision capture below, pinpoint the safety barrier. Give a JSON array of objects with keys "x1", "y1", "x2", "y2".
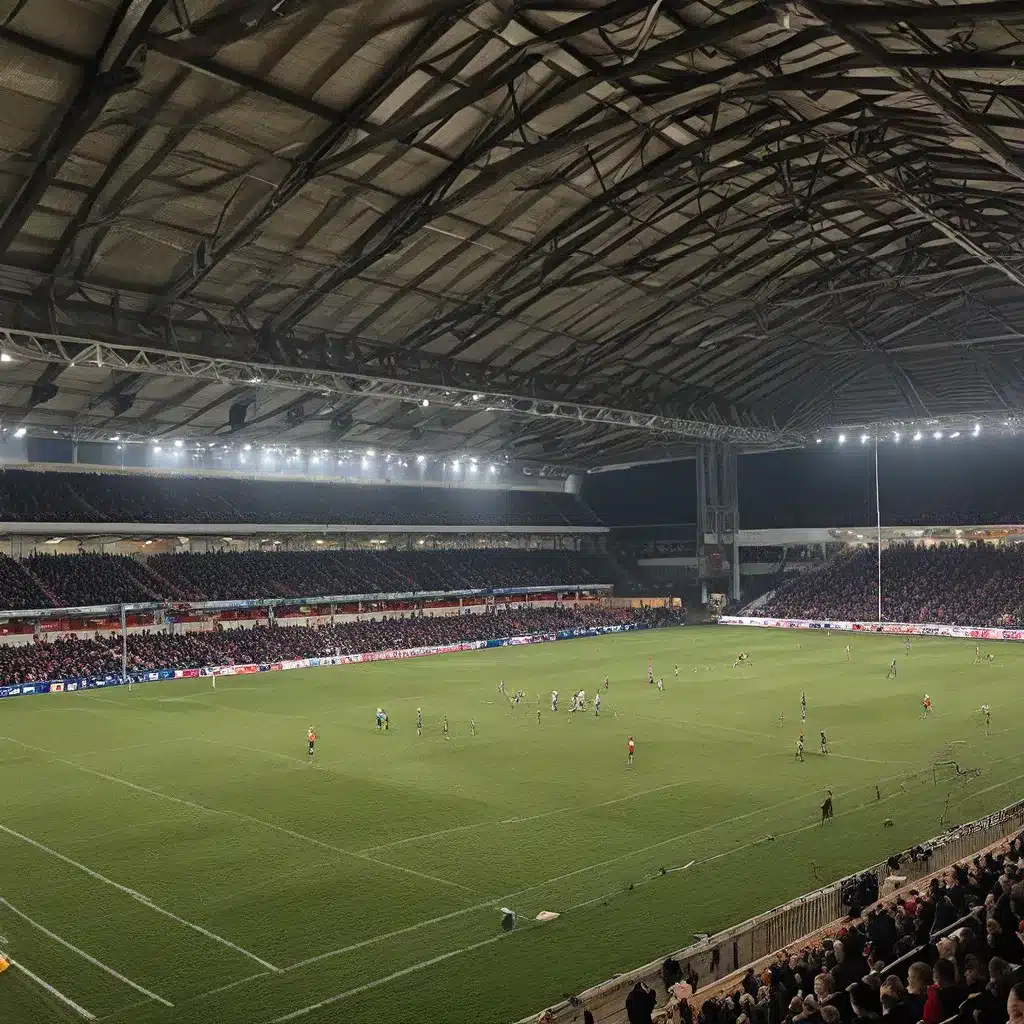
[
  {"x1": 0, "y1": 620, "x2": 675, "y2": 699},
  {"x1": 521, "y1": 798, "x2": 1024, "y2": 1024},
  {"x1": 718, "y1": 614, "x2": 1024, "y2": 641}
]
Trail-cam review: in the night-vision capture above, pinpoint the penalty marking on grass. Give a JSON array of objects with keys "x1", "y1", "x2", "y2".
[
  {"x1": 0, "y1": 824, "x2": 281, "y2": 973},
  {"x1": 0, "y1": 896, "x2": 174, "y2": 1007},
  {"x1": 0, "y1": 948, "x2": 97, "y2": 1020}
]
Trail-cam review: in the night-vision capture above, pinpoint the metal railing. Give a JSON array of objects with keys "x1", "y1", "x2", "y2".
[{"x1": 520, "y1": 798, "x2": 1024, "y2": 1024}]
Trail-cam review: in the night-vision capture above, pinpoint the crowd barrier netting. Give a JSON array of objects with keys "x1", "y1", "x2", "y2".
[
  {"x1": 0, "y1": 621, "x2": 669, "y2": 699},
  {"x1": 718, "y1": 615, "x2": 1024, "y2": 640},
  {"x1": 522, "y1": 798, "x2": 1024, "y2": 1024}
]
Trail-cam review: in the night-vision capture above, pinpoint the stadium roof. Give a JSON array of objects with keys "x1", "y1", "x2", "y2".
[{"x1": 2, "y1": 0, "x2": 1024, "y2": 468}]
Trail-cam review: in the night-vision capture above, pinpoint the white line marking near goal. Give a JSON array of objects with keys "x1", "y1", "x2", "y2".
[
  {"x1": 0, "y1": 948, "x2": 97, "y2": 1020},
  {"x1": 267, "y1": 934, "x2": 507, "y2": 1023},
  {"x1": 0, "y1": 736, "x2": 480, "y2": 896},
  {"x1": 0, "y1": 896, "x2": 174, "y2": 1007},
  {"x1": 0, "y1": 823, "x2": 280, "y2": 973}
]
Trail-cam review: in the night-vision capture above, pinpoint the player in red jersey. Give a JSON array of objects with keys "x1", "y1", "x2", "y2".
[
  {"x1": 627, "y1": 736, "x2": 635, "y2": 765},
  {"x1": 307, "y1": 726, "x2": 316, "y2": 759}
]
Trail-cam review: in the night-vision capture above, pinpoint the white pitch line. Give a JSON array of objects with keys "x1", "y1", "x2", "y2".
[
  {"x1": 0, "y1": 896, "x2": 174, "y2": 1007},
  {"x1": 267, "y1": 934, "x2": 507, "y2": 1023},
  {"x1": 0, "y1": 736, "x2": 480, "y2": 896},
  {"x1": 358, "y1": 749, "x2": 780, "y2": 855},
  {"x1": 1, "y1": 949, "x2": 96, "y2": 1020},
  {"x1": 266, "y1": 763, "x2": 1024, "y2": 1023},
  {"x1": 0, "y1": 823, "x2": 280, "y2": 974}
]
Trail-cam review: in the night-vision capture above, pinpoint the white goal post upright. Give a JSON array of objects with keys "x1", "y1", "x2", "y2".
[
  {"x1": 874, "y1": 437, "x2": 883, "y2": 623},
  {"x1": 121, "y1": 603, "x2": 129, "y2": 692}
]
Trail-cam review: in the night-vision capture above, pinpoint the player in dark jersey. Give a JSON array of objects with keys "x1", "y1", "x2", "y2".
[
  {"x1": 820, "y1": 790, "x2": 833, "y2": 824},
  {"x1": 307, "y1": 726, "x2": 316, "y2": 759}
]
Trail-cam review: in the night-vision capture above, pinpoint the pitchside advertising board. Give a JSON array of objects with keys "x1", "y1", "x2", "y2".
[
  {"x1": 719, "y1": 616, "x2": 1024, "y2": 641},
  {"x1": 0, "y1": 622, "x2": 656, "y2": 699}
]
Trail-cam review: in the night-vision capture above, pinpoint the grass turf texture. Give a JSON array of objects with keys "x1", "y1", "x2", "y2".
[{"x1": 0, "y1": 626, "x2": 1021, "y2": 1024}]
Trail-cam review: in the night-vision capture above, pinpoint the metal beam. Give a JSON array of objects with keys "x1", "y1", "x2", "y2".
[
  {"x1": 798, "y1": 1, "x2": 1024, "y2": 185},
  {"x1": 0, "y1": 327, "x2": 800, "y2": 446},
  {"x1": 0, "y1": 0, "x2": 170, "y2": 258}
]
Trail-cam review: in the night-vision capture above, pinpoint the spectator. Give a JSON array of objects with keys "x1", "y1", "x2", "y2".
[
  {"x1": 0, "y1": 605, "x2": 684, "y2": 685},
  {"x1": 627, "y1": 980, "x2": 658, "y2": 1024},
  {"x1": 1008, "y1": 983, "x2": 1024, "y2": 1024},
  {"x1": 849, "y1": 980, "x2": 882, "y2": 1022},
  {"x1": 765, "y1": 542, "x2": 1024, "y2": 628},
  {"x1": 923, "y1": 959, "x2": 968, "y2": 1024},
  {"x1": 879, "y1": 976, "x2": 913, "y2": 1024}
]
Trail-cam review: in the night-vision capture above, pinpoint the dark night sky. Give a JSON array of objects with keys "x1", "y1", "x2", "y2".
[{"x1": 582, "y1": 436, "x2": 1024, "y2": 527}]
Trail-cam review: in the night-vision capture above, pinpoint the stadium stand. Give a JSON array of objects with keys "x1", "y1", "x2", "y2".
[
  {"x1": 0, "y1": 468, "x2": 600, "y2": 526},
  {"x1": 0, "y1": 606, "x2": 682, "y2": 684},
  {"x1": 688, "y1": 834, "x2": 1024, "y2": 1024},
  {"x1": 0, "y1": 553, "x2": 53, "y2": 609},
  {"x1": 0, "y1": 549, "x2": 621, "y2": 609},
  {"x1": 24, "y1": 553, "x2": 163, "y2": 606},
  {"x1": 764, "y1": 544, "x2": 1024, "y2": 627}
]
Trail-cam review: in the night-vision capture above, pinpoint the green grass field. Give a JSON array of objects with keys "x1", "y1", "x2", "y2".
[{"x1": 0, "y1": 625, "x2": 1021, "y2": 1024}]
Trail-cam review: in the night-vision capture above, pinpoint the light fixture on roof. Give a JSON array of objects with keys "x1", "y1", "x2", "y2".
[
  {"x1": 913, "y1": 431, "x2": 922, "y2": 441},
  {"x1": 472, "y1": 394, "x2": 482, "y2": 401},
  {"x1": 973, "y1": 423, "x2": 981, "y2": 436},
  {"x1": 14, "y1": 427, "x2": 26, "y2": 438},
  {"x1": 933, "y1": 430, "x2": 943, "y2": 439},
  {"x1": 452, "y1": 460, "x2": 460, "y2": 470},
  {"x1": 154, "y1": 445, "x2": 162, "y2": 453},
  {"x1": 416, "y1": 454, "x2": 425, "y2": 464},
  {"x1": 421, "y1": 398, "x2": 429, "y2": 407},
  {"x1": 174, "y1": 439, "x2": 183, "y2": 448},
  {"x1": 361, "y1": 456, "x2": 369, "y2": 469},
  {"x1": 860, "y1": 433, "x2": 868, "y2": 444},
  {"x1": 950, "y1": 431, "x2": 960, "y2": 439},
  {"x1": 110, "y1": 435, "x2": 120, "y2": 441},
  {"x1": 311, "y1": 455, "x2": 319, "y2": 464},
  {"x1": 489, "y1": 464, "x2": 496, "y2": 473},
  {"x1": 294, "y1": 448, "x2": 301, "y2": 456},
  {"x1": 0, "y1": 353, "x2": 11, "y2": 363},
  {"x1": 469, "y1": 463, "x2": 477, "y2": 473},
  {"x1": 365, "y1": 448, "x2": 375, "y2": 457},
  {"x1": 893, "y1": 432, "x2": 900, "y2": 443},
  {"x1": 243, "y1": 443, "x2": 252, "y2": 451},
  {"x1": 116, "y1": 444, "x2": 122, "y2": 450},
  {"x1": 815, "y1": 438, "x2": 822, "y2": 444},
  {"x1": 837, "y1": 434, "x2": 846, "y2": 444}
]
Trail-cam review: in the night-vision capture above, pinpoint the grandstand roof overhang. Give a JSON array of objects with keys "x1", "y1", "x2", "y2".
[{"x1": 2, "y1": 0, "x2": 1024, "y2": 467}]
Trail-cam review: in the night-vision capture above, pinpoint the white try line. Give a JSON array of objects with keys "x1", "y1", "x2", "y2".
[
  {"x1": 0, "y1": 823, "x2": 280, "y2": 974},
  {"x1": 0, "y1": 736, "x2": 480, "y2": 896},
  {"x1": 0, "y1": 949, "x2": 96, "y2": 1020},
  {"x1": 0, "y1": 896, "x2": 174, "y2": 1007}
]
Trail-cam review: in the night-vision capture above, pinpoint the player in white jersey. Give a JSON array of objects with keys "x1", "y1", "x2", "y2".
[
  {"x1": 594, "y1": 692, "x2": 601, "y2": 717},
  {"x1": 656, "y1": 677, "x2": 664, "y2": 693}
]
